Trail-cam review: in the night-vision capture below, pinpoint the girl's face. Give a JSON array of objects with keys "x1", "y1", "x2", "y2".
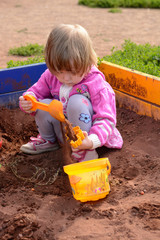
[{"x1": 55, "y1": 71, "x2": 85, "y2": 86}]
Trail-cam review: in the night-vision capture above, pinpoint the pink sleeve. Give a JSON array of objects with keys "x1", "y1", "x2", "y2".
[
  {"x1": 26, "y1": 69, "x2": 53, "y2": 100},
  {"x1": 89, "y1": 87, "x2": 117, "y2": 146},
  {"x1": 19, "y1": 69, "x2": 52, "y2": 116}
]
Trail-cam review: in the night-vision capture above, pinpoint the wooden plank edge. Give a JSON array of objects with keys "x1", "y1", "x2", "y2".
[
  {"x1": 0, "y1": 62, "x2": 47, "y2": 94},
  {"x1": 98, "y1": 61, "x2": 160, "y2": 106},
  {"x1": 115, "y1": 90, "x2": 160, "y2": 121},
  {"x1": 0, "y1": 90, "x2": 25, "y2": 109}
]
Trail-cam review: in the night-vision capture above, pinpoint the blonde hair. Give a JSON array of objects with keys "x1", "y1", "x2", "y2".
[{"x1": 45, "y1": 24, "x2": 97, "y2": 75}]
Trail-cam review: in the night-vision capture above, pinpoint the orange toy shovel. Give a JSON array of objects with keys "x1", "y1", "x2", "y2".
[{"x1": 24, "y1": 94, "x2": 65, "y2": 122}]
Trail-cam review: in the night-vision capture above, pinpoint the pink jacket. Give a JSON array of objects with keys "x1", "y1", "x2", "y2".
[{"x1": 25, "y1": 66, "x2": 123, "y2": 149}]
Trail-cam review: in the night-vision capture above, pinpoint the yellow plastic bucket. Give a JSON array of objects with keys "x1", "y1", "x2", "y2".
[{"x1": 63, "y1": 158, "x2": 111, "y2": 202}]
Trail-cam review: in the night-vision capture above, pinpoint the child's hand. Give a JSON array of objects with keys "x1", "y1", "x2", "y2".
[
  {"x1": 19, "y1": 96, "x2": 33, "y2": 113},
  {"x1": 72, "y1": 131, "x2": 93, "y2": 151}
]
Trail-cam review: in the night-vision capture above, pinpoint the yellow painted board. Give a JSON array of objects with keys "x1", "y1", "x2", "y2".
[
  {"x1": 99, "y1": 61, "x2": 160, "y2": 107},
  {"x1": 115, "y1": 90, "x2": 160, "y2": 121}
]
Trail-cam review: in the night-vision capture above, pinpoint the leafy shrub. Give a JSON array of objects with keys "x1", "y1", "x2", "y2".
[
  {"x1": 7, "y1": 56, "x2": 45, "y2": 68},
  {"x1": 7, "y1": 43, "x2": 45, "y2": 68},
  {"x1": 79, "y1": 0, "x2": 118, "y2": 8},
  {"x1": 78, "y1": 0, "x2": 160, "y2": 8},
  {"x1": 8, "y1": 43, "x2": 44, "y2": 56},
  {"x1": 100, "y1": 40, "x2": 160, "y2": 77},
  {"x1": 6, "y1": 41, "x2": 160, "y2": 78}
]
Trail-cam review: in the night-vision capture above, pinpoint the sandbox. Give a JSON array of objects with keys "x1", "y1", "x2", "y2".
[{"x1": 0, "y1": 62, "x2": 160, "y2": 240}]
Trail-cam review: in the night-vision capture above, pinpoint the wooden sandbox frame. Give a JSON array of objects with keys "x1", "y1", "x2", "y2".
[
  {"x1": 0, "y1": 61, "x2": 160, "y2": 120},
  {"x1": 99, "y1": 61, "x2": 160, "y2": 121}
]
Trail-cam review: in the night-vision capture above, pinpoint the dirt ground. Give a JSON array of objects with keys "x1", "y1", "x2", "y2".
[{"x1": 0, "y1": 1, "x2": 160, "y2": 240}]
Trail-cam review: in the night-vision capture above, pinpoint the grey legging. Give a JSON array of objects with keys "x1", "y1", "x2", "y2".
[{"x1": 35, "y1": 94, "x2": 93, "y2": 143}]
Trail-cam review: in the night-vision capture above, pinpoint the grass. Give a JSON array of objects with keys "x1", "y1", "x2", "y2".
[
  {"x1": 5, "y1": 41, "x2": 160, "y2": 78},
  {"x1": 6, "y1": 56, "x2": 45, "y2": 68},
  {"x1": 8, "y1": 43, "x2": 44, "y2": 56},
  {"x1": 78, "y1": 0, "x2": 160, "y2": 8},
  {"x1": 108, "y1": 8, "x2": 122, "y2": 13},
  {"x1": 100, "y1": 40, "x2": 160, "y2": 77},
  {"x1": 6, "y1": 43, "x2": 45, "y2": 68}
]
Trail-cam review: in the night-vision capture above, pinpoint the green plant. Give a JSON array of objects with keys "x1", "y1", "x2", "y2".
[
  {"x1": 100, "y1": 40, "x2": 160, "y2": 77},
  {"x1": 9, "y1": 43, "x2": 44, "y2": 56},
  {"x1": 78, "y1": 0, "x2": 160, "y2": 8},
  {"x1": 17, "y1": 28, "x2": 28, "y2": 33},
  {"x1": 108, "y1": 8, "x2": 122, "y2": 13},
  {"x1": 7, "y1": 56, "x2": 45, "y2": 68},
  {"x1": 78, "y1": 0, "x2": 118, "y2": 8},
  {"x1": 6, "y1": 41, "x2": 160, "y2": 78}
]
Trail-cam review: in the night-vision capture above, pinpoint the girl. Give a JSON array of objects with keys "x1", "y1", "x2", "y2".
[{"x1": 19, "y1": 24, "x2": 123, "y2": 162}]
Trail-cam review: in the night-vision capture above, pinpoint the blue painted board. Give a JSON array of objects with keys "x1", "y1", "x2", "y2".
[
  {"x1": 0, "y1": 90, "x2": 25, "y2": 109},
  {"x1": 0, "y1": 63, "x2": 47, "y2": 94},
  {"x1": 0, "y1": 63, "x2": 47, "y2": 108}
]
